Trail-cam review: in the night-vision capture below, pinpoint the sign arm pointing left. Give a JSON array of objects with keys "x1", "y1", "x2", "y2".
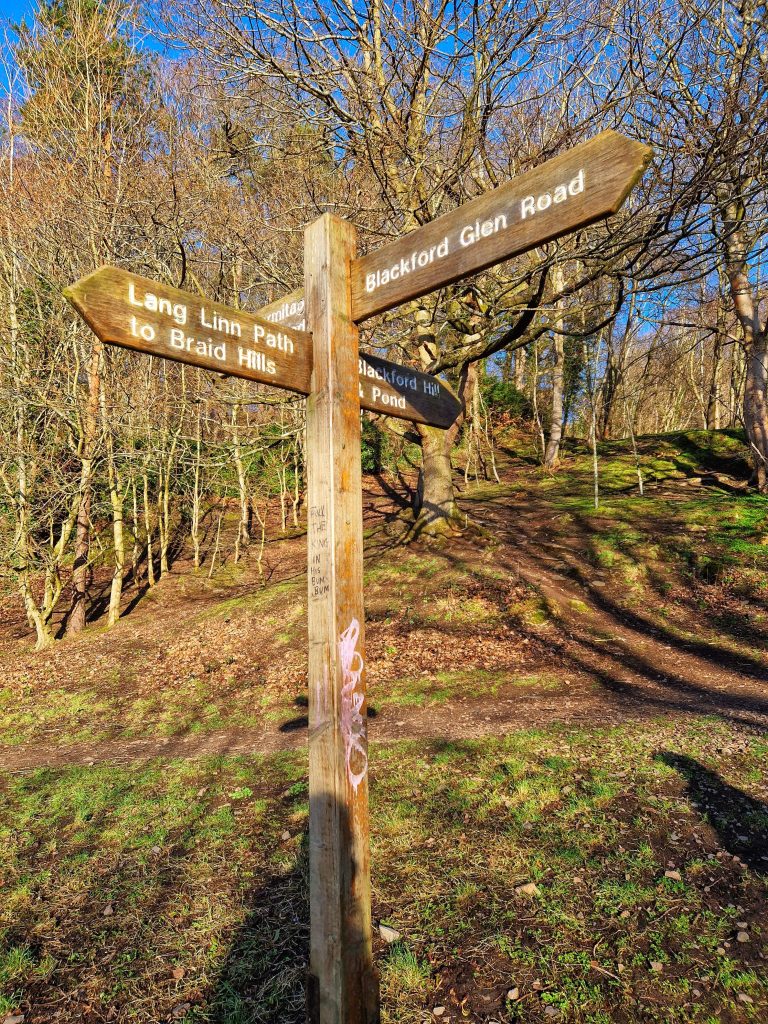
[{"x1": 63, "y1": 266, "x2": 314, "y2": 395}]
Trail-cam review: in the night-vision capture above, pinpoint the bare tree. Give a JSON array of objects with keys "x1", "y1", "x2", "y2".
[{"x1": 620, "y1": 0, "x2": 768, "y2": 486}]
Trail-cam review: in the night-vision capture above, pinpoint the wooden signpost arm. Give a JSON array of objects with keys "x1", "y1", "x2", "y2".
[{"x1": 304, "y1": 214, "x2": 380, "y2": 1024}]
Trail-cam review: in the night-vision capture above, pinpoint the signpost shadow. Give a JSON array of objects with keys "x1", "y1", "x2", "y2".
[{"x1": 205, "y1": 796, "x2": 372, "y2": 1024}]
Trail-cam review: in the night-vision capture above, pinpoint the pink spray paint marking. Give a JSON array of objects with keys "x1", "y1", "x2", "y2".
[{"x1": 339, "y1": 618, "x2": 368, "y2": 792}]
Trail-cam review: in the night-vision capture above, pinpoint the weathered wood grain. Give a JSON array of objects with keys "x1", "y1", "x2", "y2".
[
  {"x1": 304, "y1": 214, "x2": 380, "y2": 1024},
  {"x1": 255, "y1": 290, "x2": 461, "y2": 427},
  {"x1": 63, "y1": 267, "x2": 313, "y2": 395},
  {"x1": 351, "y1": 130, "x2": 653, "y2": 322}
]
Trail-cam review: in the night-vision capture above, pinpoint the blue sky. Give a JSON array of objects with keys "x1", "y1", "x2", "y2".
[{"x1": 2, "y1": 0, "x2": 35, "y2": 27}]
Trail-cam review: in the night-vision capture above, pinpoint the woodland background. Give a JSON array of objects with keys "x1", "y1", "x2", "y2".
[{"x1": 1, "y1": 0, "x2": 767, "y2": 650}]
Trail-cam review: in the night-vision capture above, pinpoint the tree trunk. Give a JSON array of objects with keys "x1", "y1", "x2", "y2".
[
  {"x1": 107, "y1": 480, "x2": 125, "y2": 627},
  {"x1": 514, "y1": 345, "x2": 527, "y2": 391},
  {"x1": 158, "y1": 463, "x2": 171, "y2": 576},
  {"x1": 142, "y1": 471, "x2": 156, "y2": 587},
  {"x1": 131, "y1": 478, "x2": 141, "y2": 584},
  {"x1": 544, "y1": 266, "x2": 566, "y2": 469},
  {"x1": 414, "y1": 420, "x2": 463, "y2": 535},
  {"x1": 721, "y1": 200, "x2": 768, "y2": 490},
  {"x1": 231, "y1": 405, "x2": 250, "y2": 558},
  {"x1": 706, "y1": 332, "x2": 723, "y2": 431},
  {"x1": 105, "y1": 432, "x2": 124, "y2": 627},
  {"x1": 412, "y1": 305, "x2": 466, "y2": 536},
  {"x1": 743, "y1": 339, "x2": 768, "y2": 490},
  {"x1": 68, "y1": 336, "x2": 102, "y2": 634}
]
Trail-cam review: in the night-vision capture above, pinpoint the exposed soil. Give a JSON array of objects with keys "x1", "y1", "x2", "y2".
[{"x1": 1, "y1": 466, "x2": 767, "y2": 775}]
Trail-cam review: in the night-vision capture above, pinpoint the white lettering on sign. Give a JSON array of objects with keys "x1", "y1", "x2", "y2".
[
  {"x1": 200, "y1": 307, "x2": 242, "y2": 337},
  {"x1": 126, "y1": 280, "x2": 302, "y2": 370},
  {"x1": 130, "y1": 317, "x2": 156, "y2": 342},
  {"x1": 459, "y1": 213, "x2": 508, "y2": 247},
  {"x1": 521, "y1": 169, "x2": 584, "y2": 220},
  {"x1": 169, "y1": 327, "x2": 227, "y2": 361},
  {"x1": 238, "y1": 347, "x2": 276, "y2": 375},
  {"x1": 359, "y1": 358, "x2": 417, "y2": 392},
  {"x1": 254, "y1": 322, "x2": 295, "y2": 354},
  {"x1": 365, "y1": 237, "x2": 449, "y2": 293},
  {"x1": 371, "y1": 385, "x2": 406, "y2": 410},
  {"x1": 128, "y1": 282, "x2": 187, "y2": 326},
  {"x1": 266, "y1": 296, "x2": 305, "y2": 332},
  {"x1": 363, "y1": 167, "x2": 587, "y2": 296}
]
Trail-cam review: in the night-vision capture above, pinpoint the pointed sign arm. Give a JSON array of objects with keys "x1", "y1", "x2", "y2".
[
  {"x1": 350, "y1": 130, "x2": 653, "y2": 322},
  {"x1": 63, "y1": 266, "x2": 314, "y2": 395}
]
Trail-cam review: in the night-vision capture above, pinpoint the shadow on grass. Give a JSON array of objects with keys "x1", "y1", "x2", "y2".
[
  {"x1": 205, "y1": 796, "x2": 379, "y2": 1024},
  {"x1": 657, "y1": 753, "x2": 768, "y2": 875},
  {"x1": 202, "y1": 836, "x2": 309, "y2": 1023}
]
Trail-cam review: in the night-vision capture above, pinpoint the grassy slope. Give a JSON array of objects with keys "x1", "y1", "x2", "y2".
[{"x1": 1, "y1": 428, "x2": 767, "y2": 1024}]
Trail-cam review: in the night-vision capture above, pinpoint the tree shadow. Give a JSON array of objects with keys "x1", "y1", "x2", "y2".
[
  {"x1": 468, "y1": 483, "x2": 768, "y2": 679},
  {"x1": 656, "y1": 753, "x2": 768, "y2": 874}
]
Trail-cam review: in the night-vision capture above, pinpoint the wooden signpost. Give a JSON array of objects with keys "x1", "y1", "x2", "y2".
[
  {"x1": 64, "y1": 130, "x2": 651, "y2": 1024},
  {"x1": 64, "y1": 266, "x2": 313, "y2": 394},
  {"x1": 64, "y1": 269, "x2": 461, "y2": 429}
]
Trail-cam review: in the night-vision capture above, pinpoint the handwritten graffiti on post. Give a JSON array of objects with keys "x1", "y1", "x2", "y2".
[{"x1": 338, "y1": 619, "x2": 368, "y2": 792}]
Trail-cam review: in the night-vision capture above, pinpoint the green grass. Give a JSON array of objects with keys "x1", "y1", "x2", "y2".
[
  {"x1": 0, "y1": 671, "x2": 288, "y2": 749},
  {"x1": 371, "y1": 668, "x2": 559, "y2": 709},
  {"x1": 1, "y1": 719, "x2": 767, "y2": 1022}
]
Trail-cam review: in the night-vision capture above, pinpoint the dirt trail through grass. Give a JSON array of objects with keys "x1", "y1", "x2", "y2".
[
  {"x1": 3, "y1": 432, "x2": 768, "y2": 1024},
  {"x1": 3, "y1": 454, "x2": 767, "y2": 775}
]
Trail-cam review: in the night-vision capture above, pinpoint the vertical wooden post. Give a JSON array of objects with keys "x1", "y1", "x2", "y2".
[{"x1": 304, "y1": 213, "x2": 380, "y2": 1024}]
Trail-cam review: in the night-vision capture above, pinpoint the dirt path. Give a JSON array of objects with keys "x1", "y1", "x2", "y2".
[{"x1": 2, "y1": 477, "x2": 767, "y2": 776}]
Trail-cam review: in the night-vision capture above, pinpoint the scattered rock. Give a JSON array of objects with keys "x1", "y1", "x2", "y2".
[
  {"x1": 4, "y1": 1015, "x2": 25, "y2": 1024},
  {"x1": 102, "y1": 904, "x2": 114, "y2": 917},
  {"x1": 737, "y1": 994, "x2": 754, "y2": 1005},
  {"x1": 692, "y1": 988, "x2": 701, "y2": 997},
  {"x1": 152, "y1": 846, "x2": 161, "y2": 855},
  {"x1": 649, "y1": 961, "x2": 663, "y2": 973},
  {"x1": 379, "y1": 924, "x2": 401, "y2": 944},
  {"x1": 532, "y1": 980, "x2": 543, "y2": 991},
  {"x1": 716, "y1": 946, "x2": 726, "y2": 955},
  {"x1": 544, "y1": 1008, "x2": 561, "y2": 1019},
  {"x1": 172, "y1": 967, "x2": 185, "y2": 980},
  {"x1": 433, "y1": 1008, "x2": 446, "y2": 1017},
  {"x1": 664, "y1": 869, "x2": 682, "y2": 882},
  {"x1": 737, "y1": 931, "x2": 750, "y2": 943},
  {"x1": 736, "y1": 921, "x2": 749, "y2": 930},
  {"x1": 507, "y1": 988, "x2": 520, "y2": 1002},
  {"x1": 281, "y1": 831, "x2": 291, "y2": 841},
  {"x1": 515, "y1": 882, "x2": 541, "y2": 897},
  {"x1": 620, "y1": 910, "x2": 630, "y2": 919}
]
